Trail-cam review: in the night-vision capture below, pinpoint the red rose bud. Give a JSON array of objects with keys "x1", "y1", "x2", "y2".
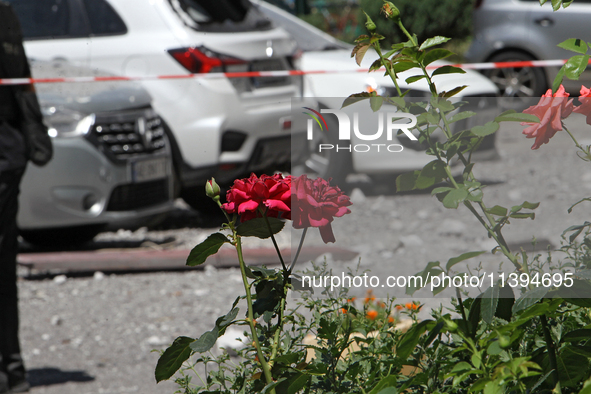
[{"x1": 205, "y1": 178, "x2": 221, "y2": 200}]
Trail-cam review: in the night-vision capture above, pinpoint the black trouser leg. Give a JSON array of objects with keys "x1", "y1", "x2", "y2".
[{"x1": 0, "y1": 169, "x2": 26, "y2": 391}]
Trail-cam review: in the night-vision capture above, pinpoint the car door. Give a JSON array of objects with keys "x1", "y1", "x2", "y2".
[
  {"x1": 525, "y1": 0, "x2": 591, "y2": 90},
  {"x1": 6, "y1": 0, "x2": 91, "y2": 67}
]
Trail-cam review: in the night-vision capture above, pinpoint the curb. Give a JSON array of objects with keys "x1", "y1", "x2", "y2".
[{"x1": 17, "y1": 246, "x2": 359, "y2": 276}]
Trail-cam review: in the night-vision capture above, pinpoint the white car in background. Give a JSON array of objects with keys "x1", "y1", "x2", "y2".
[
  {"x1": 19, "y1": 61, "x2": 175, "y2": 246},
  {"x1": 256, "y1": 1, "x2": 500, "y2": 183},
  {"x1": 7, "y1": 0, "x2": 309, "y2": 209}
]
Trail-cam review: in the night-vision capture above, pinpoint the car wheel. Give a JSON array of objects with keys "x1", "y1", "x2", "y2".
[
  {"x1": 299, "y1": 114, "x2": 352, "y2": 187},
  {"x1": 484, "y1": 51, "x2": 547, "y2": 104},
  {"x1": 20, "y1": 224, "x2": 105, "y2": 247}
]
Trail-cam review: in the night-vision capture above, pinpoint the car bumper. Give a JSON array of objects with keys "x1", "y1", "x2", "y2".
[{"x1": 18, "y1": 136, "x2": 175, "y2": 230}]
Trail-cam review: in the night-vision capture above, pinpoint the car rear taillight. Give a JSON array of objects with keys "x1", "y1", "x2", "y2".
[{"x1": 167, "y1": 46, "x2": 246, "y2": 74}]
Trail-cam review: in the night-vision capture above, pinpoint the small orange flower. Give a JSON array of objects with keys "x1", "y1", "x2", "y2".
[
  {"x1": 255, "y1": 355, "x2": 259, "y2": 363},
  {"x1": 405, "y1": 302, "x2": 413, "y2": 310},
  {"x1": 395, "y1": 305, "x2": 404, "y2": 311},
  {"x1": 366, "y1": 310, "x2": 378, "y2": 320},
  {"x1": 388, "y1": 316, "x2": 395, "y2": 323},
  {"x1": 347, "y1": 297, "x2": 356, "y2": 303},
  {"x1": 364, "y1": 290, "x2": 376, "y2": 304},
  {"x1": 379, "y1": 302, "x2": 386, "y2": 308},
  {"x1": 340, "y1": 308, "x2": 347, "y2": 314}
]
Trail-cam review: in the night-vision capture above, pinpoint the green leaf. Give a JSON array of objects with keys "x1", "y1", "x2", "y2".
[
  {"x1": 186, "y1": 232, "x2": 228, "y2": 266},
  {"x1": 481, "y1": 284, "x2": 500, "y2": 324},
  {"x1": 342, "y1": 91, "x2": 376, "y2": 108},
  {"x1": 396, "y1": 320, "x2": 433, "y2": 360},
  {"x1": 415, "y1": 160, "x2": 447, "y2": 189},
  {"x1": 405, "y1": 75, "x2": 426, "y2": 84},
  {"x1": 440, "y1": 85, "x2": 468, "y2": 98},
  {"x1": 448, "y1": 111, "x2": 476, "y2": 124},
  {"x1": 551, "y1": 0, "x2": 562, "y2": 11},
  {"x1": 393, "y1": 61, "x2": 418, "y2": 73},
  {"x1": 471, "y1": 121, "x2": 499, "y2": 137},
  {"x1": 564, "y1": 55, "x2": 590, "y2": 80},
  {"x1": 495, "y1": 111, "x2": 541, "y2": 123},
  {"x1": 215, "y1": 307, "x2": 239, "y2": 329},
  {"x1": 368, "y1": 375, "x2": 398, "y2": 394},
  {"x1": 509, "y1": 212, "x2": 535, "y2": 219},
  {"x1": 442, "y1": 187, "x2": 468, "y2": 209},
  {"x1": 561, "y1": 329, "x2": 591, "y2": 343},
  {"x1": 510, "y1": 201, "x2": 540, "y2": 212},
  {"x1": 557, "y1": 38, "x2": 588, "y2": 54},
  {"x1": 155, "y1": 336, "x2": 195, "y2": 382},
  {"x1": 555, "y1": 348, "x2": 590, "y2": 387},
  {"x1": 370, "y1": 96, "x2": 384, "y2": 112},
  {"x1": 553, "y1": 65, "x2": 566, "y2": 94},
  {"x1": 419, "y1": 36, "x2": 451, "y2": 51},
  {"x1": 512, "y1": 286, "x2": 549, "y2": 314},
  {"x1": 236, "y1": 217, "x2": 285, "y2": 239},
  {"x1": 432, "y1": 65, "x2": 466, "y2": 77},
  {"x1": 422, "y1": 48, "x2": 453, "y2": 66},
  {"x1": 407, "y1": 261, "x2": 443, "y2": 295},
  {"x1": 555, "y1": 279, "x2": 591, "y2": 300},
  {"x1": 190, "y1": 328, "x2": 219, "y2": 353},
  {"x1": 351, "y1": 42, "x2": 371, "y2": 66},
  {"x1": 396, "y1": 171, "x2": 419, "y2": 192},
  {"x1": 446, "y1": 251, "x2": 486, "y2": 272}
]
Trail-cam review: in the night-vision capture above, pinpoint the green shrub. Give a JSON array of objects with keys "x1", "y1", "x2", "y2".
[{"x1": 359, "y1": 0, "x2": 474, "y2": 47}]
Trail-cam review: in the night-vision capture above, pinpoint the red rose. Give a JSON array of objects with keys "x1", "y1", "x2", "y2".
[
  {"x1": 521, "y1": 85, "x2": 574, "y2": 150},
  {"x1": 292, "y1": 175, "x2": 352, "y2": 244},
  {"x1": 573, "y1": 85, "x2": 591, "y2": 125},
  {"x1": 221, "y1": 173, "x2": 291, "y2": 222}
]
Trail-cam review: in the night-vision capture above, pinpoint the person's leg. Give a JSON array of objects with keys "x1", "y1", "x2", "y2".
[{"x1": 0, "y1": 169, "x2": 27, "y2": 393}]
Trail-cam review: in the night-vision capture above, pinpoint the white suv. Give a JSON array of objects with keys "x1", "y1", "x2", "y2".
[{"x1": 8, "y1": 0, "x2": 307, "y2": 208}]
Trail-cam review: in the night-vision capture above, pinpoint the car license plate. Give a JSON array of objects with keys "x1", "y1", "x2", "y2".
[{"x1": 130, "y1": 157, "x2": 168, "y2": 183}]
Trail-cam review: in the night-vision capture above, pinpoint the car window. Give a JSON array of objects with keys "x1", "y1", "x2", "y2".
[
  {"x1": 166, "y1": 0, "x2": 273, "y2": 32},
  {"x1": 82, "y1": 0, "x2": 127, "y2": 36},
  {"x1": 5, "y1": 0, "x2": 70, "y2": 39},
  {"x1": 256, "y1": 2, "x2": 349, "y2": 52}
]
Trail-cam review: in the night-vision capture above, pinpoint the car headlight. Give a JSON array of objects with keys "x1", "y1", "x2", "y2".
[{"x1": 41, "y1": 105, "x2": 95, "y2": 138}]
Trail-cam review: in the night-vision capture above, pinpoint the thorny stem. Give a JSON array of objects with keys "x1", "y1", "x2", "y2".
[{"x1": 374, "y1": 42, "x2": 403, "y2": 97}]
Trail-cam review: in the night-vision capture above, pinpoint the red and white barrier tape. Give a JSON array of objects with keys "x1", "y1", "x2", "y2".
[{"x1": 0, "y1": 58, "x2": 582, "y2": 85}]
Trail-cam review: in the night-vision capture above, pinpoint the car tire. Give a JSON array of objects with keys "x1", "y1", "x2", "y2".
[
  {"x1": 299, "y1": 112, "x2": 352, "y2": 188},
  {"x1": 19, "y1": 224, "x2": 105, "y2": 247},
  {"x1": 484, "y1": 51, "x2": 547, "y2": 102}
]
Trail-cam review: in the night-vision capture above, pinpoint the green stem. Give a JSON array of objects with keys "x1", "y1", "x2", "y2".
[
  {"x1": 564, "y1": 124, "x2": 591, "y2": 161},
  {"x1": 374, "y1": 42, "x2": 403, "y2": 97},
  {"x1": 262, "y1": 212, "x2": 288, "y2": 272},
  {"x1": 269, "y1": 296, "x2": 287, "y2": 365},
  {"x1": 235, "y1": 235, "x2": 275, "y2": 391},
  {"x1": 289, "y1": 227, "x2": 308, "y2": 273}
]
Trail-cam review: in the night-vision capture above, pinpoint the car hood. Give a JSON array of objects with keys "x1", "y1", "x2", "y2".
[
  {"x1": 299, "y1": 48, "x2": 499, "y2": 97},
  {"x1": 30, "y1": 60, "x2": 153, "y2": 114}
]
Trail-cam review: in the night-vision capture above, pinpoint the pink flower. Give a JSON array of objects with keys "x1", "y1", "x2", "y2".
[
  {"x1": 221, "y1": 173, "x2": 291, "y2": 222},
  {"x1": 292, "y1": 175, "x2": 352, "y2": 243},
  {"x1": 521, "y1": 85, "x2": 574, "y2": 149},
  {"x1": 573, "y1": 85, "x2": 591, "y2": 125}
]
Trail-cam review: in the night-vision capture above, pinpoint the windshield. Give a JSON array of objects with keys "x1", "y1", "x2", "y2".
[
  {"x1": 167, "y1": 0, "x2": 273, "y2": 32},
  {"x1": 256, "y1": 2, "x2": 350, "y2": 52}
]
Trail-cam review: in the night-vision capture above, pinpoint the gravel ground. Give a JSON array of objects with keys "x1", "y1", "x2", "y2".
[{"x1": 17, "y1": 116, "x2": 591, "y2": 394}]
